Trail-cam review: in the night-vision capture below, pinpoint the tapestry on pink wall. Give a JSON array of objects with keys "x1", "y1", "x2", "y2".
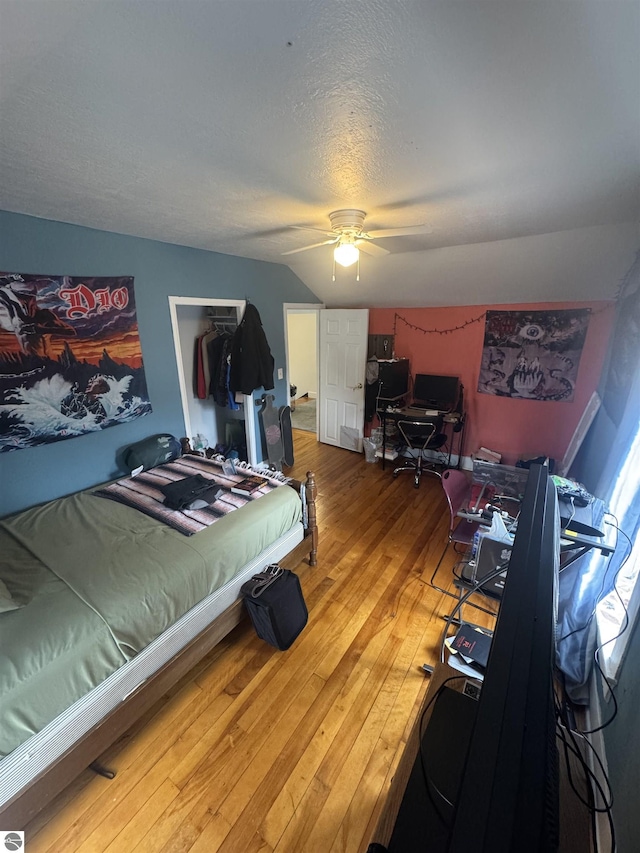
[{"x1": 478, "y1": 309, "x2": 590, "y2": 402}]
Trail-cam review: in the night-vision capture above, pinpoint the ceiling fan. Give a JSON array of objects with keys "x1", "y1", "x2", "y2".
[{"x1": 281, "y1": 209, "x2": 431, "y2": 278}]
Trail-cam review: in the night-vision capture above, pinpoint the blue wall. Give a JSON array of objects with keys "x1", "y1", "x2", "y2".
[{"x1": 0, "y1": 211, "x2": 319, "y2": 516}]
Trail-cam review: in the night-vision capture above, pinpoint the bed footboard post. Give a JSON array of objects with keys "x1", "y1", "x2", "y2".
[{"x1": 305, "y1": 471, "x2": 318, "y2": 566}]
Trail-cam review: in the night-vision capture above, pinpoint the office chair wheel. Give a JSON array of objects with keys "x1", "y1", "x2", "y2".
[{"x1": 414, "y1": 477, "x2": 420, "y2": 488}]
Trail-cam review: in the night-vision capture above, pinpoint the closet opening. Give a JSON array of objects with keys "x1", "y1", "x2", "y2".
[{"x1": 168, "y1": 296, "x2": 258, "y2": 466}]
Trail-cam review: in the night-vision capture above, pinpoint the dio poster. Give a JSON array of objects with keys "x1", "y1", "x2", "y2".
[{"x1": 0, "y1": 273, "x2": 152, "y2": 452}]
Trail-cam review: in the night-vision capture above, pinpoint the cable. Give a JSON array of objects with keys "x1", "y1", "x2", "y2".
[
  {"x1": 581, "y1": 654, "x2": 619, "y2": 735},
  {"x1": 554, "y1": 690, "x2": 613, "y2": 812},
  {"x1": 557, "y1": 518, "x2": 631, "y2": 644},
  {"x1": 557, "y1": 724, "x2": 616, "y2": 850},
  {"x1": 554, "y1": 682, "x2": 617, "y2": 852},
  {"x1": 442, "y1": 563, "x2": 507, "y2": 645},
  {"x1": 554, "y1": 723, "x2": 616, "y2": 852},
  {"x1": 551, "y1": 513, "x2": 631, "y2": 852},
  {"x1": 595, "y1": 521, "x2": 632, "y2": 659},
  {"x1": 579, "y1": 521, "x2": 632, "y2": 736}
]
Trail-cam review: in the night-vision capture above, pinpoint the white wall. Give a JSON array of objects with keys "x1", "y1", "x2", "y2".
[{"x1": 287, "y1": 313, "x2": 317, "y2": 398}]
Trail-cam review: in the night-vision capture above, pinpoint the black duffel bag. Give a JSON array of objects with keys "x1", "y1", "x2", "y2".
[{"x1": 241, "y1": 565, "x2": 308, "y2": 650}]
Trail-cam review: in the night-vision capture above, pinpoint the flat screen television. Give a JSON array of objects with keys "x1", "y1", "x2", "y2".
[
  {"x1": 384, "y1": 463, "x2": 561, "y2": 852},
  {"x1": 412, "y1": 374, "x2": 459, "y2": 411}
]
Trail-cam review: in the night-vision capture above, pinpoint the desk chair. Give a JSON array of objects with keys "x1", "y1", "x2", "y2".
[
  {"x1": 429, "y1": 469, "x2": 480, "y2": 597},
  {"x1": 392, "y1": 416, "x2": 447, "y2": 488}
]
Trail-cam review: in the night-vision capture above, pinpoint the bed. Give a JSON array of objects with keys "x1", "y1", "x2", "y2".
[{"x1": 0, "y1": 452, "x2": 318, "y2": 828}]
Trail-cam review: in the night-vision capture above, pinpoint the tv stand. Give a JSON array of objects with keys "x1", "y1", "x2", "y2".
[
  {"x1": 369, "y1": 664, "x2": 592, "y2": 853},
  {"x1": 370, "y1": 663, "x2": 480, "y2": 851}
]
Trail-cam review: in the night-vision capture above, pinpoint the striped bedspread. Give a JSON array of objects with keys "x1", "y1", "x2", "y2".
[{"x1": 95, "y1": 455, "x2": 288, "y2": 535}]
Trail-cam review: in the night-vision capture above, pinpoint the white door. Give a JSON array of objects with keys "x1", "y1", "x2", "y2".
[{"x1": 319, "y1": 308, "x2": 369, "y2": 452}]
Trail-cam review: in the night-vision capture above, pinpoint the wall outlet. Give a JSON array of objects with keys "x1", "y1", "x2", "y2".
[{"x1": 277, "y1": 368, "x2": 283, "y2": 380}]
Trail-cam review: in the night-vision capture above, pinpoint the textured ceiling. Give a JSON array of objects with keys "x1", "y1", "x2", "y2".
[{"x1": 0, "y1": 0, "x2": 638, "y2": 306}]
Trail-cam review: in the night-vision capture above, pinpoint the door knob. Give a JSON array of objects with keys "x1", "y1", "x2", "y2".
[{"x1": 350, "y1": 382, "x2": 363, "y2": 390}]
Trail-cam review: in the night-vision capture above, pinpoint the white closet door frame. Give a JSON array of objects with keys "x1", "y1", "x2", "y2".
[{"x1": 168, "y1": 296, "x2": 258, "y2": 467}]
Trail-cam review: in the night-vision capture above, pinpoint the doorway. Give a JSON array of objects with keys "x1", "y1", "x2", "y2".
[
  {"x1": 284, "y1": 303, "x2": 370, "y2": 454},
  {"x1": 284, "y1": 303, "x2": 323, "y2": 445}
]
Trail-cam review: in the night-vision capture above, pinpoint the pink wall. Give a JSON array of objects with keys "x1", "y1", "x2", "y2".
[{"x1": 369, "y1": 302, "x2": 615, "y2": 466}]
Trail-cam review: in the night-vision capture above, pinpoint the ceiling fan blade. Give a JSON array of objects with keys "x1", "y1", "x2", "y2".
[
  {"x1": 356, "y1": 239, "x2": 390, "y2": 258},
  {"x1": 365, "y1": 224, "x2": 432, "y2": 238},
  {"x1": 281, "y1": 238, "x2": 337, "y2": 256},
  {"x1": 288, "y1": 224, "x2": 334, "y2": 237}
]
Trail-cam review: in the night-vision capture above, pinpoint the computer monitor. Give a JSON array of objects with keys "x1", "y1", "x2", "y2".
[{"x1": 412, "y1": 374, "x2": 459, "y2": 411}]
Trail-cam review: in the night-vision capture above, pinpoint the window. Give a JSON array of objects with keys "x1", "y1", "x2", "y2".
[{"x1": 595, "y1": 419, "x2": 640, "y2": 682}]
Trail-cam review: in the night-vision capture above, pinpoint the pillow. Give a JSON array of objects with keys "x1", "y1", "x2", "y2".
[
  {"x1": 0, "y1": 578, "x2": 22, "y2": 613},
  {"x1": 122, "y1": 433, "x2": 182, "y2": 473}
]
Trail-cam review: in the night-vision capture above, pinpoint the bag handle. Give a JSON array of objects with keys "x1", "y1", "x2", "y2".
[{"x1": 249, "y1": 564, "x2": 284, "y2": 598}]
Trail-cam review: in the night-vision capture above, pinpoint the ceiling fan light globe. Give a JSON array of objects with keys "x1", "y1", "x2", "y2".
[{"x1": 334, "y1": 243, "x2": 359, "y2": 267}]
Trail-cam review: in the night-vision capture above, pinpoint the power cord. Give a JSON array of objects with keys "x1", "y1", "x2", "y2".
[
  {"x1": 557, "y1": 516, "x2": 630, "y2": 645},
  {"x1": 554, "y1": 679, "x2": 617, "y2": 852},
  {"x1": 549, "y1": 514, "x2": 634, "y2": 853},
  {"x1": 441, "y1": 563, "x2": 507, "y2": 655},
  {"x1": 578, "y1": 519, "x2": 631, "y2": 737}
]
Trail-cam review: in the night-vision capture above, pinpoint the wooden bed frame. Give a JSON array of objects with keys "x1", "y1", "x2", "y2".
[{"x1": 0, "y1": 471, "x2": 318, "y2": 830}]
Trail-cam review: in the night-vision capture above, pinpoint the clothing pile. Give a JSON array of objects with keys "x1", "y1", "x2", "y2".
[{"x1": 159, "y1": 474, "x2": 222, "y2": 510}]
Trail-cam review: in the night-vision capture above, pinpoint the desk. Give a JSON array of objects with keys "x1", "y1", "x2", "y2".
[
  {"x1": 470, "y1": 460, "x2": 529, "y2": 504},
  {"x1": 378, "y1": 405, "x2": 463, "y2": 471},
  {"x1": 456, "y1": 495, "x2": 615, "y2": 578}
]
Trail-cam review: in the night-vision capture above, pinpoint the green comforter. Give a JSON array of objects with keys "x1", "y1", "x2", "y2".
[{"x1": 0, "y1": 484, "x2": 302, "y2": 757}]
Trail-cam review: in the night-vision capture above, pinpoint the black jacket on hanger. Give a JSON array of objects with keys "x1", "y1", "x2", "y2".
[
  {"x1": 207, "y1": 332, "x2": 233, "y2": 406},
  {"x1": 229, "y1": 304, "x2": 275, "y2": 394}
]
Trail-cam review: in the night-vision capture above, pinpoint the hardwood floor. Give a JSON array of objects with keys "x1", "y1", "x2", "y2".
[{"x1": 25, "y1": 432, "x2": 481, "y2": 853}]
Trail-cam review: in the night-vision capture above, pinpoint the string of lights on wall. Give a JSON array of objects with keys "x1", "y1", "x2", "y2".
[
  {"x1": 391, "y1": 302, "x2": 614, "y2": 338},
  {"x1": 392, "y1": 311, "x2": 487, "y2": 337}
]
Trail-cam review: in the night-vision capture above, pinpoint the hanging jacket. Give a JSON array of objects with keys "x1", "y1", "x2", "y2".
[
  {"x1": 207, "y1": 332, "x2": 233, "y2": 406},
  {"x1": 229, "y1": 304, "x2": 274, "y2": 394}
]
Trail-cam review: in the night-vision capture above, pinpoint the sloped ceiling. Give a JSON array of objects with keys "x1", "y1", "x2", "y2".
[{"x1": 0, "y1": 0, "x2": 638, "y2": 306}]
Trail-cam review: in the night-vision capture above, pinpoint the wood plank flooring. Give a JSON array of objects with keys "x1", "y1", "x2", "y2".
[{"x1": 24, "y1": 432, "x2": 484, "y2": 853}]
